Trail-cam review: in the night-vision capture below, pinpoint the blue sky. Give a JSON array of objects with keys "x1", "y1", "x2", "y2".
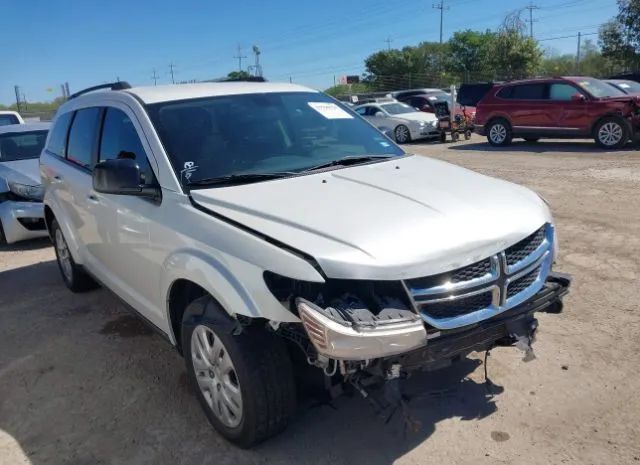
[{"x1": 1, "y1": 0, "x2": 617, "y2": 105}]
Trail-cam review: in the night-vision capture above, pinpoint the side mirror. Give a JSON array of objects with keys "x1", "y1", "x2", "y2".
[
  {"x1": 374, "y1": 111, "x2": 385, "y2": 118},
  {"x1": 93, "y1": 158, "x2": 160, "y2": 200},
  {"x1": 571, "y1": 93, "x2": 586, "y2": 102}
]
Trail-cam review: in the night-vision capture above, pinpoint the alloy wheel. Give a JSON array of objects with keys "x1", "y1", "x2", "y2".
[
  {"x1": 395, "y1": 125, "x2": 410, "y2": 143},
  {"x1": 598, "y1": 122, "x2": 623, "y2": 146},
  {"x1": 191, "y1": 325, "x2": 243, "y2": 428},
  {"x1": 55, "y1": 228, "x2": 73, "y2": 282},
  {"x1": 489, "y1": 123, "x2": 507, "y2": 144}
]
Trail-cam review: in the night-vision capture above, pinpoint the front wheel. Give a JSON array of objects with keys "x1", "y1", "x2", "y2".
[
  {"x1": 182, "y1": 296, "x2": 296, "y2": 448},
  {"x1": 594, "y1": 117, "x2": 628, "y2": 149},
  {"x1": 486, "y1": 119, "x2": 512, "y2": 146},
  {"x1": 394, "y1": 125, "x2": 411, "y2": 144}
]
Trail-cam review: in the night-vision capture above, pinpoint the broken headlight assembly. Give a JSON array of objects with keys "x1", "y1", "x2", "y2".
[{"x1": 263, "y1": 271, "x2": 428, "y2": 360}]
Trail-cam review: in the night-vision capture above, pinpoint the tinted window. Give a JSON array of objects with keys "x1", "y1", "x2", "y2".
[
  {"x1": 496, "y1": 86, "x2": 513, "y2": 99},
  {"x1": 0, "y1": 114, "x2": 19, "y2": 126},
  {"x1": 550, "y1": 83, "x2": 580, "y2": 101},
  {"x1": 47, "y1": 112, "x2": 73, "y2": 157},
  {"x1": 146, "y1": 92, "x2": 403, "y2": 186},
  {"x1": 510, "y1": 84, "x2": 546, "y2": 100},
  {"x1": 355, "y1": 107, "x2": 367, "y2": 116},
  {"x1": 67, "y1": 108, "x2": 101, "y2": 169},
  {"x1": 0, "y1": 130, "x2": 48, "y2": 161},
  {"x1": 99, "y1": 108, "x2": 155, "y2": 184}
]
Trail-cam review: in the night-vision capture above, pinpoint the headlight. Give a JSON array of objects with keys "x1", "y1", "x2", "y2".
[
  {"x1": 418, "y1": 121, "x2": 426, "y2": 127},
  {"x1": 8, "y1": 181, "x2": 44, "y2": 201}
]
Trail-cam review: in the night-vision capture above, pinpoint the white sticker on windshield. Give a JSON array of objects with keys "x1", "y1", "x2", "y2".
[{"x1": 308, "y1": 102, "x2": 353, "y2": 119}]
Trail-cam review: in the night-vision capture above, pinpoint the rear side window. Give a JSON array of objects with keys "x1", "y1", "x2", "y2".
[
  {"x1": 99, "y1": 108, "x2": 155, "y2": 184},
  {"x1": 549, "y1": 83, "x2": 580, "y2": 101},
  {"x1": 47, "y1": 112, "x2": 73, "y2": 157},
  {"x1": 509, "y1": 84, "x2": 547, "y2": 100},
  {"x1": 0, "y1": 114, "x2": 19, "y2": 126},
  {"x1": 67, "y1": 108, "x2": 101, "y2": 169}
]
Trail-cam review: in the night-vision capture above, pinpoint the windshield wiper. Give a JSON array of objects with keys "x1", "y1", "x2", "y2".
[
  {"x1": 187, "y1": 172, "x2": 296, "y2": 187},
  {"x1": 302, "y1": 155, "x2": 394, "y2": 172}
]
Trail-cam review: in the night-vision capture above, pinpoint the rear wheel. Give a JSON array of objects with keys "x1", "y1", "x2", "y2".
[
  {"x1": 182, "y1": 296, "x2": 296, "y2": 448},
  {"x1": 51, "y1": 219, "x2": 98, "y2": 292},
  {"x1": 464, "y1": 130, "x2": 472, "y2": 140},
  {"x1": 594, "y1": 117, "x2": 628, "y2": 149},
  {"x1": 486, "y1": 119, "x2": 512, "y2": 146},
  {"x1": 451, "y1": 131, "x2": 460, "y2": 142},
  {"x1": 394, "y1": 125, "x2": 411, "y2": 144}
]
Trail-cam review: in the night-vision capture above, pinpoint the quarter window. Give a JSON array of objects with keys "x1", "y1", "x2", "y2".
[
  {"x1": 99, "y1": 108, "x2": 155, "y2": 184},
  {"x1": 549, "y1": 83, "x2": 580, "y2": 101},
  {"x1": 67, "y1": 108, "x2": 101, "y2": 169},
  {"x1": 47, "y1": 112, "x2": 73, "y2": 157}
]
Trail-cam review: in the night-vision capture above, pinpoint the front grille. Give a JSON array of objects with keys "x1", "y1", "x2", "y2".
[
  {"x1": 507, "y1": 266, "x2": 540, "y2": 299},
  {"x1": 422, "y1": 291, "x2": 493, "y2": 319},
  {"x1": 406, "y1": 257, "x2": 492, "y2": 292},
  {"x1": 404, "y1": 223, "x2": 552, "y2": 329},
  {"x1": 505, "y1": 226, "x2": 546, "y2": 267}
]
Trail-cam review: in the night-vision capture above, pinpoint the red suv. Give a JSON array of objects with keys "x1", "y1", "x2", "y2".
[{"x1": 474, "y1": 76, "x2": 640, "y2": 148}]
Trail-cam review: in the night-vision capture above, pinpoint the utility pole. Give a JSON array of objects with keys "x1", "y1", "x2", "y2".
[
  {"x1": 432, "y1": 1, "x2": 448, "y2": 44},
  {"x1": 384, "y1": 36, "x2": 393, "y2": 51},
  {"x1": 234, "y1": 44, "x2": 247, "y2": 72},
  {"x1": 576, "y1": 32, "x2": 582, "y2": 73},
  {"x1": 251, "y1": 45, "x2": 262, "y2": 77},
  {"x1": 151, "y1": 69, "x2": 159, "y2": 86},
  {"x1": 169, "y1": 63, "x2": 176, "y2": 84},
  {"x1": 525, "y1": 2, "x2": 539, "y2": 38}
]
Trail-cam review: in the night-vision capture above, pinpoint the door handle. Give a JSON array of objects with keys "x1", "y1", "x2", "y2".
[
  {"x1": 52, "y1": 175, "x2": 63, "y2": 183},
  {"x1": 87, "y1": 194, "x2": 99, "y2": 202}
]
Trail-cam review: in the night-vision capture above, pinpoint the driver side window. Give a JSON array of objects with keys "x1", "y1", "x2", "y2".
[{"x1": 99, "y1": 108, "x2": 156, "y2": 185}]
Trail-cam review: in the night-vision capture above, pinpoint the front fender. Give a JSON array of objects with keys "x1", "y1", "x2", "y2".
[{"x1": 162, "y1": 249, "x2": 309, "y2": 343}]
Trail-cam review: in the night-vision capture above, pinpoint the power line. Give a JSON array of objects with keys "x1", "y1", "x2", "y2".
[
  {"x1": 537, "y1": 31, "x2": 598, "y2": 41},
  {"x1": 384, "y1": 36, "x2": 393, "y2": 51},
  {"x1": 524, "y1": 2, "x2": 539, "y2": 38},
  {"x1": 233, "y1": 44, "x2": 247, "y2": 72},
  {"x1": 169, "y1": 63, "x2": 176, "y2": 84},
  {"x1": 432, "y1": 1, "x2": 449, "y2": 44},
  {"x1": 151, "y1": 68, "x2": 159, "y2": 86}
]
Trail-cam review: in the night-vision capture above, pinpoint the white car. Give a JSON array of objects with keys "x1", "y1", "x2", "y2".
[
  {"x1": 41, "y1": 81, "x2": 570, "y2": 447},
  {"x1": 0, "y1": 123, "x2": 49, "y2": 244},
  {"x1": 354, "y1": 100, "x2": 439, "y2": 143},
  {"x1": 0, "y1": 111, "x2": 25, "y2": 126}
]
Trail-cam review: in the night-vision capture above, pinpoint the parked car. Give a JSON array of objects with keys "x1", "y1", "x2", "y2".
[
  {"x1": 41, "y1": 81, "x2": 570, "y2": 447},
  {"x1": 389, "y1": 88, "x2": 445, "y2": 100},
  {"x1": 0, "y1": 111, "x2": 25, "y2": 126},
  {"x1": 605, "y1": 79, "x2": 640, "y2": 95},
  {"x1": 354, "y1": 99, "x2": 439, "y2": 143},
  {"x1": 474, "y1": 76, "x2": 640, "y2": 148},
  {"x1": 0, "y1": 122, "x2": 50, "y2": 244}
]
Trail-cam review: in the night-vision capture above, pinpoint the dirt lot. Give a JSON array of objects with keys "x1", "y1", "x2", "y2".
[{"x1": 1, "y1": 137, "x2": 639, "y2": 465}]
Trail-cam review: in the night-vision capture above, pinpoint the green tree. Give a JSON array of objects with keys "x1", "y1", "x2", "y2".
[
  {"x1": 489, "y1": 13, "x2": 542, "y2": 79},
  {"x1": 226, "y1": 70, "x2": 252, "y2": 80},
  {"x1": 448, "y1": 29, "x2": 495, "y2": 82},
  {"x1": 324, "y1": 83, "x2": 372, "y2": 97}
]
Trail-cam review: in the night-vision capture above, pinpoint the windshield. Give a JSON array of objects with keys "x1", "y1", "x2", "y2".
[
  {"x1": 609, "y1": 80, "x2": 640, "y2": 94},
  {"x1": 427, "y1": 92, "x2": 450, "y2": 102},
  {"x1": 147, "y1": 92, "x2": 404, "y2": 186},
  {"x1": 380, "y1": 102, "x2": 416, "y2": 115},
  {"x1": 0, "y1": 130, "x2": 48, "y2": 161},
  {"x1": 0, "y1": 114, "x2": 20, "y2": 126},
  {"x1": 576, "y1": 78, "x2": 626, "y2": 98}
]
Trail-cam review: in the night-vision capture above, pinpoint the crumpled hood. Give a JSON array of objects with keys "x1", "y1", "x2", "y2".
[
  {"x1": 191, "y1": 155, "x2": 552, "y2": 280},
  {"x1": 0, "y1": 159, "x2": 41, "y2": 189}
]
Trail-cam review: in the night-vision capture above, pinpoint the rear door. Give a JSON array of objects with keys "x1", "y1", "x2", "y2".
[
  {"x1": 503, "y1": 83, "x2": 553, "y2": 129},
  {"x1": 548, "y1": 82, "x2": 591, "y2": 133}
]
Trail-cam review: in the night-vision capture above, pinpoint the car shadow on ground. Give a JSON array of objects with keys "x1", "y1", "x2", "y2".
[
  {"x1": 0, "y1": 260, "x2": 500, "y2": 465},
  {"x1": 0, "y1": 237, "x2": 51, "y2": 252},
  {"x1": 446, "y1": 140, "x2": 637, "y2": 154}
]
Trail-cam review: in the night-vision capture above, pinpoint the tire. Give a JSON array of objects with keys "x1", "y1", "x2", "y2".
[
  {"x1": 182, "y1": 296, "x2": 296, "y2": 448},
  {"x1": 439, "y1": 131, "x2": 447, "y2": 143},
  {"x1": 51, "y1": 218, "x2": 98, "y2": 292},
  {"x1": 451, "y1": 131, "x2": 460, "y2": 142},
  {"x1": 464, "y1": 130, "x2": 472, "y2": 140},
  {"x1": 486, "y1": 119, "x2": 512, "y2": 146},
  {"x1": 0, "y1": 219, "x2": 6, "y2": 245},
  {"x1": 524, "y1": 137, "x2": 540, "y2": 143},
  {"x1": 394, "y1": 125, "x2": 411, "y2": 144},
  {"x1": 594, "y1": 116, "x2": 628, "y2": 149}
]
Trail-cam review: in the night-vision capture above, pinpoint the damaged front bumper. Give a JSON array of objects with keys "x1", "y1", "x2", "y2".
[{"x1": 297, "y1": 272, "x2": 570, "y2": 367}]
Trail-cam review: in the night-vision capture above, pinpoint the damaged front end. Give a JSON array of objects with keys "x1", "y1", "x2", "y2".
[{"x1": 267, "y1": 223, "x2": 571, "y2": 393}]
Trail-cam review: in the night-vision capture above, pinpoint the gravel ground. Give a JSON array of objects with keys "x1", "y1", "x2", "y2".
[{"x1": 1, "y1": 137, "x2": 639, "y2": 465}]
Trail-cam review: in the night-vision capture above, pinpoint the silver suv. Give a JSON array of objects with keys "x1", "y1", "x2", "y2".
[{"x1": 41, "y1": 81, "x2": 570, "y2": 447}]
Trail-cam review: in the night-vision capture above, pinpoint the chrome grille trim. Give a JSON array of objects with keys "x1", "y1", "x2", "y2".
[{"x1": 403, "y1": 223, "x2": 553, "y2": 330}]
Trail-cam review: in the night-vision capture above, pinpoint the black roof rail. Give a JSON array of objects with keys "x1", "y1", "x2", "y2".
[{"x1": 69, "y1": 81, "x2": 132, "y2": 100}]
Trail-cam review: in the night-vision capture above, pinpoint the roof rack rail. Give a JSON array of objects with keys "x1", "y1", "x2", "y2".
[{"x1": 69, "y1": 81, "x2": 132, "y2": 100}]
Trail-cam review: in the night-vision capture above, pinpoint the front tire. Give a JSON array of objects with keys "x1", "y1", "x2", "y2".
[
  {"x1": 394, "y1": 124, "x2": 411, "y2": 144},
  {"x1": 0, "y1": 219, "x2": 6, "y2": 245},
  {"x1": 51, "y1": 218, "x2": 98, "y2": 292},
  {"x1": 594, "y1": 117, "x2": 628, "y2": 149},
  {"x1": 486, "y1": 119, "x2": 512, "y2": 146},
  {"x1": 182, "y1": 296, "x2": 296, "y2": 448}
]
